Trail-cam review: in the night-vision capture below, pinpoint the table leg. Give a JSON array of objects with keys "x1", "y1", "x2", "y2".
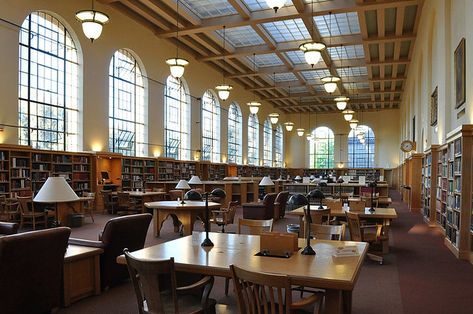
[
  {"x1": 325, "y1": 289, "x2": 343, "y2": 314},
  {"x1": 177, "y1": 211, "x2": 194, "y2": 236}
]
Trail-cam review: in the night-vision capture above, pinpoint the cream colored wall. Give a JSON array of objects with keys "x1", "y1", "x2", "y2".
[
  {"x1": 0, "y1": 0, "x2": 402, "y2": 168},
  {"x1": 285, "y1": 109, "x2": 400, "y2": 168},
  {"x1": 400, "y1": 0, "x2": 473, "y2": 156}
]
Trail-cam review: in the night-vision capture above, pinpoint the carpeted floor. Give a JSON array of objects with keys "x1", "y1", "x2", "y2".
[{"x1": 57, "y1": 191, "x2": 473, "y2": 314}]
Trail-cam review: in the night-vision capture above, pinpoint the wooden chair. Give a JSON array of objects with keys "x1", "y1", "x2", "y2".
[
  {"x1": 308, "y1": 208, "x2": 331, "y2": 225},
  {"x1": 238, "y1": 218, "x2": 273, "y2": 235},
  {"x1": 210, "y1": 200, "x2": 238, "y2": 232},
  {"x1": 100, "y1": 190, "x2": 117, "y2": 214},
  {"x1": 124, "y1": 249, "x2": 216, "y2": 314},
  {"x1": 0, "y1": 196, "x2": 20, "y2": 222},
  {"x1": 168, "y1": 189, "x2": 184, "y2": 201},
  {"x1": 340, "y1": 192, "x2": 353, "y2": 204},
  {"x1": 82, "y1": 192, "x2": 95, "y2": 222},
  {"x1": 310, "y1": 223, "x2": 346, "y2": 241},
  {"x1": 17, "y1": 196, "x2": 48, "y2": 230},
  {"x1": 230, "y1": 264, "x2": 323, "y2": 314},
  {"x1": 116, "y1": 192, "x2": 140, "y2": 214},
  {"x1": 361, "y1": 193, "x2": 379, "y2": 208},
  {"x1": 349, "y1": 200, "x2": 366, "y2": 212},
  {"x1": 346, "y1": 211, "x2": 386, "y2": 264}
]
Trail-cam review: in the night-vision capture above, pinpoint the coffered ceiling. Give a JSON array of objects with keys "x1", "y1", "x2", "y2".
[{"x1": 99, "y1": 0, "x2": 424, "y2": 113}]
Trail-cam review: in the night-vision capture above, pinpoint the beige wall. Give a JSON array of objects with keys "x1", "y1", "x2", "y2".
[
  {"x1": 0, "y1": 0, "x2": 402, "y2": 168},
  {"x1": 400, "y1": 0, "x2": 473, "y2": 157}
]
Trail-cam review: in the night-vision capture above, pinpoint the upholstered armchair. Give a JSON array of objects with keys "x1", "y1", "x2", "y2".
[
  {"x1": 69, "y1": 213, "x2": 152, "y2": 290},
  {"x1": 242, "y1": 193, "x2": 277, "y2": 220},
  {"x1": 0, "y1": 227, "x2": 71, "y2": 314},
  {"x1": 0, "y1": 222, "x2": 19, "y2": 235},
  {"x1": 274, "y1": 191, "x2": 290, "y2": 219}
]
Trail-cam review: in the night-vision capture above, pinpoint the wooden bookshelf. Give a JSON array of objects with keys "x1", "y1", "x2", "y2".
[
  {"x1": 121, "y1": 157, "x2": 156, "y2": 190},
  {"x1": 422, "y1": 145, "x2": 439, "y2": 226}
]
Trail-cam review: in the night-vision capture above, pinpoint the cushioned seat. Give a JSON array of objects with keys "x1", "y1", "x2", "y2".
[{"x1": 242, "y1": 193, "x2": 277, "y2": 220}]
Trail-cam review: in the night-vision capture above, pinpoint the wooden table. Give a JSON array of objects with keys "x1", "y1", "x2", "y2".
[
  {"x1": 63, "y1": 245, "x2": 103, "y2": 306},
  {"x1": 37, "y1": 197, "x2": 94, "y2": 227},
  {"x1": 113, "y1": 191, "x2": 167, "y2": 212},
  {"x1": 145, "y1": 200, "x2": 221, "y2": 237},
  {"x1": 116, "y1": 232, "x2": 368, "y2": 314}
]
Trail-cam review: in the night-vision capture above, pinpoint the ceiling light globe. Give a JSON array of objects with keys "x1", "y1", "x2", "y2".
[
  {"x1": 306, "y1": 133, "x2": 313, "y2": 141},
  {"x1": 336, "y1": 101, "x2": 347, "y2": 110},
  {"x1": 296, "y1": 128, "x2": 305, "y2": 137},
  {"x1": 269, "y1": 113, "x2": 279, "y2": 124},
  {"x1": 216, "y1": 84, "x2": 233, "y2": 101},
  {"x1": 349, "y1": 119, "x2": 359, "y2": 129},
  {"x1": 321, "y1": 76, "x2": 340, "y2": 93},
  {"x1": 75, "y1": 10, "x2": 109, "y2": 42},
  {"x1": 247, "y1": 101, "x2": 261, "y2": 114},
  {"x1": 299, "y1": 42, "x2": 325, "y2": 67},
  {"x1": 166, "y1": 58, "x2": 189, "y2": 78},
  {"x1": 266, "y1": 0, "x2": 286, "y2": 12},
  {"x1": 284, "y1": 122, "x2": 294, "y2": 131},
  {"x1": 343, "y1": 110, "x2": 354, "y2": 121}
]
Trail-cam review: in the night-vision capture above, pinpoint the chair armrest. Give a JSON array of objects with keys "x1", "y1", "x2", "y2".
[
  {"x1": 69, "y1": 237, "x2": 105, "y2": 249},
  {"x1": 360, "y1": 224, "x2": 383, "y2": 238},
  {"x1": 176, "y1": 275, "x2": 215, "y2": 307},
  {"x1": 291, "y1": 291, "x2": 323, "y2": 309},
  {"x1": 0, "y1": 222, "x2": 19, "y2": 235}
]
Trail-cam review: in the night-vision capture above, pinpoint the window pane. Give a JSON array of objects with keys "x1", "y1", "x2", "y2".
[
  {"x1": 309, "y1": 127, "x2": 335, "y2": 168},
  {"x1": 247, "y1": 114, "x2": 259, "y2": 165},
  {"x1": 227, "y1": 102, "x2": 243, "y2": 164},
  {"x1": 201, "y1": 90, "x2": 221, "y2": 162},
  {"x1": 348, "y1": 125, "x2": 375, "y2": 168}
]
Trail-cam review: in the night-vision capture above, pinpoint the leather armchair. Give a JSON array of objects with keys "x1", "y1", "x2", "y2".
[
  {"x1": 0, "y1": 227, "x2": 71, "y2": 314},
  {"x1": 242, "y1": 193, "x2": 277, "y2": 220},
  {"x1": 69, "y1": 213, "x2": 152, "y2": 290},
  {"x1": 274, "y1": 191, "x2": 290, "y2": 219},
  {"x1": 0, "y1": 222, "x2": 19, "y2": 235}
]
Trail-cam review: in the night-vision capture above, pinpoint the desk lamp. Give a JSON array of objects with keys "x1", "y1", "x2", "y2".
[
  {"x1": 201, "y1": 188, "x2": 227, "y2": 247},
  {"x1": 175, "y1": 180, "x2": 191, "y2": 204},
  {"x1": 368, "y1": 180, "x2": 378, "y2": 212},
  {"x1": 337, "y1": 177, "x2": 344, "y2": 199},
  {"x1": 258, "y1": 176, "x2": 274, "y2": 200},
  {"x1": 34, "y1": 177, "x2": 80, "y2": 226},
  {"x1": 188, "y1": 175, "x2": 203, "y2": 185},
  {"x1": 288, "y1": 193, "x2": 314, "y2": 255}
]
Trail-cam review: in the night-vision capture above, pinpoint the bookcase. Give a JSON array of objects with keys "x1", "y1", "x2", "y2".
[
  {"x1": 0, "y1": 149, "x2": 9, "y2": 195},
  {"x1": 121, "y1": 157, "x2": 156, "y2": 190},
  {"x1": 421, "y1": 145, "x2": 438, "y2": 226}
]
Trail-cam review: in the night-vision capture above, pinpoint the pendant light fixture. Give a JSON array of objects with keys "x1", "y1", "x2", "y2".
[
  {"x1": 247, "y1": 53, "x2": 261, "y2": 114},
  {"x1": 349, "y1": 119, "x2": 359, "y2": 129},
  {"x1": 343, "y1": 109, "x2": 354, "y2": 121},
  {"x1": 284, "y1": 86, "x2": 294, "y2": 131},
  {"x1": 296, "y1": 97, "x2": 305, "y2": 136},
  {"x1": 321, "y1": 12, "x2": 340, "y2": 93},
  {"x1": 269, "y1": 113, "x2": 279, "y2": 124},
  {"x1": 306, "y1": 103, "x2": 313, "y2": 141},
  {"x1": 75, "y1": 0, "x2": 109, "y2": 42},
  {"x1": 299, "y1": 0, "x2": 326, "y2": 67},
  {"x1": 335, "y1": 96, "x2": 349, "y2": 110},
  {"x1": 216, "y1": 26, "x2": 232, "y2": 101},
  {"x1": 266, "y1": 0, "x2": 286, "y2": 13},
  {"x1": 166, "y1": 0, "x2": 188, "y2": 78}
]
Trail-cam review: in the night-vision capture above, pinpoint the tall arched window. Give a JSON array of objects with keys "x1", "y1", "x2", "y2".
[
  {"x1": 247, "y1": 114, "x2": 259, "y2": 165},
  {"x1": 263, "y1": 119, "x2": 273, "y2": 166},
  {"x1": 274, "y1": 124, "x2": 283, "y2": 167},
  {"x1": 19, "y1": 12, "x2": 81, "y2": 151},
  {"x1": 164, "y1": 76, "x2": 191, "y2": 160},
  {"x1": 109, "y1": 49, "x2": 147, "y2": 156},
  {"x1": 309, "y1": 127, "x2": 335, "y2": 168},
  {"x1": 228, "y1": 102, "x2": 242, "y2": 164},
  {"x1": 201, "y1": 90, "x2": 221, "y2": 162},
  {"x1": 348, "y1": 125, "x2": 375, "y2": 167}
]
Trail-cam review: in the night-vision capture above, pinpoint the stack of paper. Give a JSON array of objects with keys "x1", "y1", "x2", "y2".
[{"x1": 332, "y1": 245, "x2": 359, "y2": 258}]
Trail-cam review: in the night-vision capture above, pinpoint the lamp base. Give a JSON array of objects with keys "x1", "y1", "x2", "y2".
[
  {"x1": 369, "y1": 207, "x2": 375, "y2": 212},
  {"x1": 201, "y1": 238, "x2": 214, "y2": 247},
  {"x1": 301, "y1": 245, "x2": 316, "y2": 255},
  {"x1": 180, "y1": 200, "x2": 186, "y2": 205}
]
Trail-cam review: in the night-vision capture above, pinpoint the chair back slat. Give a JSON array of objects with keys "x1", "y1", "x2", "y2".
[
  {"x1": 349, "y1": 200, "x2": 366, "y2": 212},
  {"x1": 310, "y1": 223, "x2": 345, "y2": 241},
  {"x1": 346, "y1": 212, "x2": 363, "y2": 242},
  {"x1": 238, "y1": 218, "x2": 273, "y2": 235}
]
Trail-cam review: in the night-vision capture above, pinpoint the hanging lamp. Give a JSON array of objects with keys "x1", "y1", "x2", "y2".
[
  {"x1": 266, "y1": 0, "x2": 286, "y2": 13},
  {"x1": 343, "y1": 109, "x2": 354, "y2": 121},
  {"x1": 349, "y1": 119, "x2": 359, "y2": 129},
  {"x1": 306, "y1": 103, "x2": 313, "y2": 141},
  {"x1": 75, "y1": 0, "x2": 109, "y2": 42},
  {"x1": 269, "y1": 113, "x2": 279, "y2": 124},
  {"x1": 216, "y1": 26, "x2": 232, "y2": 101},
  {"x1": 247, "y1": 53, "x2": 262, "y2": 114},
  {"x1": 297, "y1": 98, "x2": 305, "y2": 136},
  {"x1": 321, "y1": 13, "x2": 340, "y2": 93},
  {"x1": 299, "y1": 0, "x2": 325, "y2": 67},
  {"x1": 284, "y1": 86, "x2": 294, "y2": 131},
  {"x1": 335, "y1": 96, "x2": 349, "y2": 110},
  {"x1": 166, "y1": 0, "x2": 188, "y2": 78}
]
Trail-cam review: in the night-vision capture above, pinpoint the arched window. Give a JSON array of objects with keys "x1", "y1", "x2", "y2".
[
  {"x1": 348, "y1": 125, "x2": 375, "y2": 168},
  {"x1": 227, "y1": 102, "x2": 242, "y2": 164},
  {"x1": 263, "y1": 119, "x2": 273, "y2": 166},
  {"x1": 274, "y1": 124, "x2": 283, "y2": 167},
  {"x1": 164, "y1": 76, "x2": 190, "y2": 160},
  {"x1": 309, "y1": 127, "x2": 335, "y2": 168},
  {"x1": 201, "y1": 90, "x2": 221, "y2": 162},
  {"x1": 247, "y1": 114, "x2": 259, "y2": 165},
  {"x1": 19, "y1": 12, "x2": 81, "y2": 151},
  {"x1": 109, "y1": 49, "x2": 147, "y2": 156}
]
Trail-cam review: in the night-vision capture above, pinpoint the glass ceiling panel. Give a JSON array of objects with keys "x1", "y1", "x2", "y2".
[
  {"x1": 301, "y1": 69, "x2": 331, "y2": 80},
  {"x1": 181, "y1": 0, "x2": 237, "y2": 19},
  {"x1": 315, "y1": 12, "x2": 360, "y2": 37},
  {"x1": 247, "y1": 53, "x2": 284, "y2": 67},
  {"x1": 344, "y1": 82, "x2": 370, "y2": 91},
  {"x1": 216, "y1": 26, "x2": 265, "y2": 47},
  {"x1": 337, "y1": 66, "x2": 368, "y2": 78},
  {"x1": 272, "y1": 72, "x2": 298, "y2": 82},
  {"x1": 285, "y1": 50, "x2": 307, "y2": 65},
  {"x1": 285, "y1": 86, "x2": 308, "y2": 94},
  {"x1": 262, "y1": 19, "x2": 310, "y2": 43},
  {"x1": 243, "y1": 0, "x2": 292, "y2": 11},
  {"x1": 328, "y1": 45, "x2": 364, "y2": 60}
]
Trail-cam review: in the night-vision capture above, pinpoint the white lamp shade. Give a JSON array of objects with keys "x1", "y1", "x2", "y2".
[
  {"x1": 34, "y1": 177, "x2": 79, "y2": 203},
  {"x1": 284, "y1": 122, "x2": 294, "y2": 131},
  {"x1": 349, "y1": 119, "x2": 359, "y2": 129},
  {"x1": 296, "y1": 128, "x2": 305, "y2": 136},
  {"x1": 75, "y1": 10, "x2": 109, "y2": 41},
  {"x1": 247, "y1": 101, "x2": 261, "y2": 114},
  {"x1": 266, "y1": 0, "x2": 286, "y2": 11},
  {"x1": 269, "y1": 113, "x2": 279, "y2": 124},
  {"x1": 321, "y1": 76, "x2": 340, "y2": 93},
  {"x1": 306, "y1": 133, "x2": 313, "y2": 141},
  {"x1": 336, "y1": 101, "x2": 347, "y2": 110},
  {"x1": 259, "y1": 176, "x2": 274, "y2": 186},
  {"x1": 343, "y1": 110, "x2": 354, "y2": 121},
  {"x1": 299, "y1": 42, "x2": 325, "y2": 66},
  {"x1": 188, "y1": 175, "x2": 202, "y2": 185},
  {"x1": 216, "y1": 84, "x2": 233, "y2": 101},
  {"x1": 175, "y1": 179, "x2": 191, "y2": 190},
  {"x1": 295, "y1": 175, "x2": 302, "y2": 180},
  {"x1": 166, "y1": 58, "x2": 189, "y2": 78}
]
